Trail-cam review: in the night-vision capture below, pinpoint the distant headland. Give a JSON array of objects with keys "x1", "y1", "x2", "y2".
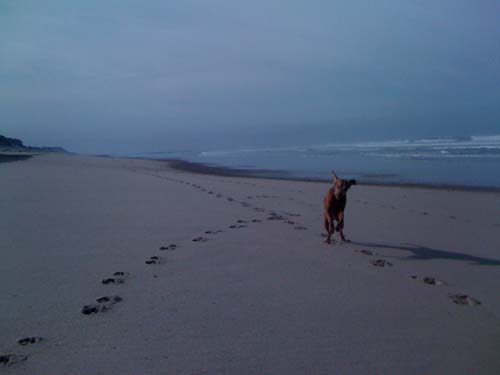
[
  {"x1": 0, "y1": 134, "x2": 69, "y2": 154},
  {"x1": 0, "y1": 134, "x2": 69, "y2": 163}
]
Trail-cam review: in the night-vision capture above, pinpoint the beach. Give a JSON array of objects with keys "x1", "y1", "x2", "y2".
[{"x1": 1, "y1": 153, "x2": 500, "y2": 374}]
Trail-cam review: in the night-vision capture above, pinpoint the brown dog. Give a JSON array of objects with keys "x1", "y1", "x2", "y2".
[{"x1": 323, "y1": 171, "x2": 356, "y2": 244}]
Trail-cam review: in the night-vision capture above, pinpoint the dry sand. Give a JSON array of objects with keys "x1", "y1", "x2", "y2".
[{"x1": 1, "y1": 154, "x2": 500, "y2": 374}]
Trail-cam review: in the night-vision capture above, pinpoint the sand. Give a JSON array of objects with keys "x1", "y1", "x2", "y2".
[{"x1": 1, "y1": 154, "x2": 499, "y2": 374}]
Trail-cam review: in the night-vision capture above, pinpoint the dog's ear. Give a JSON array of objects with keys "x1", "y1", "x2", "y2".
[
  {"x1": 331, "y1": 171, "x2": 338, "y2": 183},
  {"x1": 349, "y1": 179, "x2": 357, "y2": 186}
]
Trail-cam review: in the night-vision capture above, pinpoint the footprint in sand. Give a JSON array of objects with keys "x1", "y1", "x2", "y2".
[
  {"x1": 294, "y1": 225, "x2": 307, "y2": 230},
  {"x1": 192, "y1": 237, "x2": 209, "y2": 242},
  {"x1": 448, "y1": 294, "x2": 481, "y2": 306},
  {"x1": 237, "y1": 220, "x2": 248, "y2": 223},
  {"x1": 102, "y1": 271, "x2": 130, "y2": 285},
  {"x1": 227, "y1": 197, "x2": 234, "y2": 202},
  {"x1": 160, "y1": 244, "x2": 177, "y2": 251},
  {"x1": 285, "y1": 220, "x2": 296, "y2": 225},
  {"x1": 81, "y1": 295, "x2": 122, "y2": 315},
  {"x1": 0, "y1": 354, "x2": 28, "y2": 367},
  {"x1": 267, "y1": 213, "x2": 285, "y2": 221},
  {"x1": 370, "y1": 259, "x2": 393, "y2": 267},
  {"x1": 251, "y1": 219, "x2": 262, "y2": 223},
  {"x1": 204, "y1": 230, "x2": 223, "y2": 234},
  {"x1": 145, "y1": 256, "x2": 161, "y2": 264},
  {"x1": 229, "y1": 225, "x2": 247, "y2": 229},
  {"x1": 17, "y1": 337, "x2": 43, "y2": 346},
  {"x1": 410, "y1": 275, "x2": 446, "y2": 286},
  {"x1": 356, "y1": 249, "x2": 374, "y2": 256}
]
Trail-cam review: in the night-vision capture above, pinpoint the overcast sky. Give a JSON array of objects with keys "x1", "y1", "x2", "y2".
[{"x1": 1, "y1": 0, "x2": 499, "y2": 154}]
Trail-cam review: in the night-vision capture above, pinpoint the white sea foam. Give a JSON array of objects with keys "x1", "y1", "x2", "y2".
[{"x1": 198, "y1": 134, "x2": 500, "y2": 160}]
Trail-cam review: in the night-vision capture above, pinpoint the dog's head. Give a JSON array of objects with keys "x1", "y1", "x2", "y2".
[{"x1": 332, "y1": 171, "x2": 356, "y2": 200}]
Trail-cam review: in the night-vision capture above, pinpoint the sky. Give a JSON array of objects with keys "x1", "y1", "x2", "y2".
[{"x1": 1, "y1": 0, "x2": 500, "y2": 154}]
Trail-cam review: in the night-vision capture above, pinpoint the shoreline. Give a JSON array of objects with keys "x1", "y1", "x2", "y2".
[{"x1": 158, "y1": 157, "x2": 500, "y2": 194}]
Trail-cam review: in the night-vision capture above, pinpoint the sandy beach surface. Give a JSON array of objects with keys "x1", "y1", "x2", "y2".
[{"x1": 1, "y1": 154, "x2": 500, "y2": 374}]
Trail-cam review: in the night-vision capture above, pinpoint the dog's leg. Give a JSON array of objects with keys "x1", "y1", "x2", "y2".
[
  {"x1": 336, "y1": 212, "x2": 348, "y2": 242},
  {"x1": 324, "y1": 212, "x2": 334, "y2": 244},
  {"x1": 339, "y1": 228, "x2": 347, "y2": 242}
]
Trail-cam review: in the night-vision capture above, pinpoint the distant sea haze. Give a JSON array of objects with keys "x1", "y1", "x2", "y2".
[{"x1": 137, "y1": 135, "x2": 500, "y2": 189}]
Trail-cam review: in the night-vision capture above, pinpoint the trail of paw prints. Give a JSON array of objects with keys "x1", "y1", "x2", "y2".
[
  {"x1": 17, "y1": 337, "x2": 43, "y2": 346},
  {"x1": 0, "y1": 336, "x2": 45, "y2": 367},
  {"x1": 144, "y1": 172, "x2": 313, "y2": 243},
  {"x1": 410, "y1": 276, "x2": 481, "y2": 306},
  {"x1": 0, "y1": 354, "x2": 28, "y2": 367},
  {"x1": 142, "y1": 171, "x2": 311, "y2": 224},
  {"x1": 409, "y1": 275, "x2": 446, "y2": 286},
  {"x1": 229, "y1": 224, "x2": 247, "y2": 229},
  {"x1": 267, "y1": 212, "x2": 285, "y2": 221},
  {"x1": 134, "y1": 172, "x2": 272, "y2": 208},
  {"x1": 160, "y1": 244, "x2": 178, "y2": 251},
  {"x1": 355, "y1": 245, "x2": 482, "y2": 307},
  {"x1": 145, "y1": 256, "x2": 162, "y2": 264},
  {"x1": 152, "y1": 174, "x2": 253, "y2": 206},
  {"x1": 204, "y1": 230, "x2": 224, "y2": 235},
  {"x1": 81, "y1": 295, "x2": 123, "y2": 315},
  {"x1": 370, "y1": 259, "x2": 393, "y2": 267},
  {"x1": 192, "y1": 236, "x2": 209, "y2": 242},
  {"x1": 258, "y1": 210, "x2": 309, "y2": 231},
  {"x1": 154, "y1": 170, "x2": 482, "y2": 310},
  {"x1": 352, "y1": 245, "x2": 393, "y2": 268},
  {"x1": 448, "y1": 294, "x2": 481, "y2": 306},
  {"x1": 102, "y1": 271, "x2": 130, "y2": 285},
  {"x1": 228, "y1": 219, "x2": 250, "y2": 229},
  {"x1": 355, "y1": 249, "x2": 375, "y2": 256}
]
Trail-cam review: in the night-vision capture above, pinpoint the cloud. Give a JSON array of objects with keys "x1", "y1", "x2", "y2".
[{"x1": 1, "y1": 0, "x2": 500, "y2": 153}]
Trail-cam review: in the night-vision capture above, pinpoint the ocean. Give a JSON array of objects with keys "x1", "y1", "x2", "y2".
[{"x1": 138, "y1": 135, "x2": 500, "y2": 189}]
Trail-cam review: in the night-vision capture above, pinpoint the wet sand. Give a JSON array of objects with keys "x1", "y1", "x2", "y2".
[{"x1": 1, "y1": 154, "x2": 500, "y2": 374}]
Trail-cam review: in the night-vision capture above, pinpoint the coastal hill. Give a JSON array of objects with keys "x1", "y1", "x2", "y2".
[{"x1": 0, "y1": 134, "x2": 68, "y2": 154}]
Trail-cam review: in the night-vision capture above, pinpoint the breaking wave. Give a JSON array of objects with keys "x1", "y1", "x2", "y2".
[{"x1": 198, "y1": 135, "x2": 500, "y2": 160}]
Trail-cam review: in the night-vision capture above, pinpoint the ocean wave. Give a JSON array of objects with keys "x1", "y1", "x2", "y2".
[
  {"x1": 367, "y1": 152, "x2": 500, "y2": 159},
  {"x1": 197, "y1": 134, "x2": 500, "y2": 160}
]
